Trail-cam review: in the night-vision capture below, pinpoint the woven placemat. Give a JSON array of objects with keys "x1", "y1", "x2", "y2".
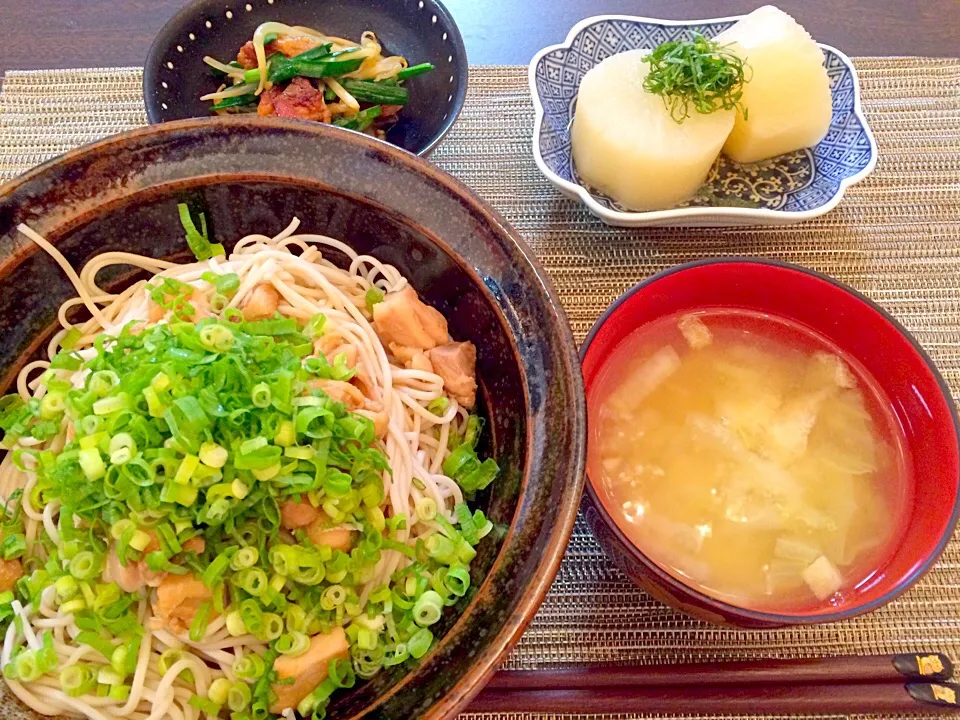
[{"x1": 1, "y1": 61, "x2": 960, "y2": 720}]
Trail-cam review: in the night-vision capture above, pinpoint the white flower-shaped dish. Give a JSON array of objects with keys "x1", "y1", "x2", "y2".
[{"x1": 529, "y1": 14, "x2": 878, "y2": 227}]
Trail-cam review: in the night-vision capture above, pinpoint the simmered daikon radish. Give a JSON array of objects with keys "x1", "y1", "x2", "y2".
[
  {"x1": 587, "y1": 308, "x2": 909, "y2": 612},
  {"x1": 571, "y1": 50, "x2": 735, "y2": 211},
  {"x1": 715, "y1": 6, "x2": 833, "y2": 163}
]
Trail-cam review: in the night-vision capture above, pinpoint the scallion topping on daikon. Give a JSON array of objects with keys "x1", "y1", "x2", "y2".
[{"x1": 641, "y1": 33, "x2": 749, "y2": 123}]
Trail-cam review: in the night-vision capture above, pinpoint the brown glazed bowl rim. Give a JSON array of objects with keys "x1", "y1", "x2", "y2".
[
  {"x1": 579, "y1": 257, "x2": 960, "y2": 628},
  {"x1": 0, "y1": 116, "x2": 586, "y2": 719}
]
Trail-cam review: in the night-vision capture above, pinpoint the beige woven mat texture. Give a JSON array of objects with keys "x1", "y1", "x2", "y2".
[{"x1": 1, "y1": 61, "x2": 959, "y2": 719}]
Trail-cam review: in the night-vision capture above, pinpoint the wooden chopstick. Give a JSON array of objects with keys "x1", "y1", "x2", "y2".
[
  {"x1": 467, "y1": 681, "x2": 960, "y2": 715},
  {"x1": 487, "y1": 653, "x2": 954, "y2": 689}
]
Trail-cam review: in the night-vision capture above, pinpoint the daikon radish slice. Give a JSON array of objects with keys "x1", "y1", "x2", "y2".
[
  {"x1": 571, "y1": 49, "x2": 735, "y2": 210},
  {"x1": 715, "y1": 6, "x2": 833, "y2": 163}
]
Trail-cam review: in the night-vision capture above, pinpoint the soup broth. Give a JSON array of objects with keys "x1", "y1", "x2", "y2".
[{"x1": 588, "y1": 309, "x2": 910, "y2": 612}]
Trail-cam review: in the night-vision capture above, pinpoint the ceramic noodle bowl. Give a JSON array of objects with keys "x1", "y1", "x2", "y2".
[{"x1": 0, "y1": 118, "x2": 586, "y2": 719}]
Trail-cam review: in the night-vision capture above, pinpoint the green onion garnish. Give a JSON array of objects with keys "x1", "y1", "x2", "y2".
[{"x1": 641, "y1": 33, "x2": 750, "y2": 123}]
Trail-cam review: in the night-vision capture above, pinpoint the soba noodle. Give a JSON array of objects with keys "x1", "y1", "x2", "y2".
[{"x1": 0, "y1": 215, "x2": 496, "y2": 719}]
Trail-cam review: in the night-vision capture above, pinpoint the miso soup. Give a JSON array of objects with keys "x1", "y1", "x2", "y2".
[{"x1": 587, "y1": 309, "x2": 910, "y2": 612}]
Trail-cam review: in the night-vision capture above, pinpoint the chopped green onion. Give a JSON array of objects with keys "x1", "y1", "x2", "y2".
[
  {"x1": 39, "y1": 393, "x2": 66, "y2": 420},
  {"x1": 178, "y1": 204, "x2": 224, "y2": 260},
  {"x1": 55, "y1": 575, "x2": 78, "y2": 602},
  {"x1": 97, "y1": 666, "x2": 125, "y2": 686},
  {"x1": 250, "y1": 383, "x2": 271, "y2": 408},
  {"x1": 13, "y1": 652, "x2": 42, "y2": 682},
  {"x1": 235, "y1": 567, "x2": 268, "y2": 596},
  {"x1": 230, "y1": 546, "x2": 259, "y2": 571},
  {"x1": 427, "y1": 397, "x2": 449, "y2": 415},
  {"x1": 189, "y1": 695, "x2": 222, "y2": 716},
  {"x1": 160, "y1": 482, "x2": 198, "y2": 506},
  {"x1": 415, "y1": 498, "x2": 437, "y2": 522},
  {"x1": 1, "y1": 534, "x2": 26, "y2": 560},
  {"x1": 233, "y1": 653, "x2": 266, "y2": 681},
  {"x1": 92, "y1": 394, "x2": 129, "y2": 416},
  {"x1": 225, "y1": 611, "x2": 246, "y2": 637},
  {"x1": 158, "y1": 649, "x2": 194, "y2": 683},
  {"x1": 199, "y1": 442, "x2": 228, "y2": 468},
  {"x1": 208, "y1": 677, "x2": 232, "y2": 705},
  {"x1": 89, "y1": 370, "x2": 120, "y2": 396},
  {"x1": 275, "y1": 631, "x2": 310, "y2": 656},
  {"x1": 260, "y1": 612, "x2": 284, "y2": 641},
  {"x1": 77, "y1": 448, "x2": 106, "y2": 480},
  {"x1": 199, "y1": 324, "x2": 235, "y2": 353},
  {"x1": 407, "y1": 627, "x2": 433, "y2": 658},
  {"x1": 413, "y1": 590, "x2": 443, "y2": 626},
  {"x1": 60, "y1": 664, "x2": 97, "y2": 696},
  {"x1": 306, "y1": 313, "x2": 327, "y2": 338},
  {"x1": 69, "y1": 551, "x2": 100, "y2": 581},
  {"x1": 60, "y1": 328, "x2": 83, "y2": 350},
  {"x1": 189, "y1": 601, "x2": 212, "y2": 642},
  {"x1": 228, "y1": 680, "x2": 252, "y2": 712}
]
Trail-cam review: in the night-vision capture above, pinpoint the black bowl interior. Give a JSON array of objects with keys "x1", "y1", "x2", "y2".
[
  {"x1": 143, "y1": 0, "x2": 468, "y2": 155},
  {"x1": 0, "y1": 119, "x2": 585, "y2": 720}
]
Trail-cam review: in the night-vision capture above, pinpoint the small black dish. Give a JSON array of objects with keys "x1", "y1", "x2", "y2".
[{"x1": 143, "y1": 0, "x2": 468, "y2": 156}]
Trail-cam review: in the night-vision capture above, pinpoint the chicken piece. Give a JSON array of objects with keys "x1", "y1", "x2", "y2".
[
  {"x1": 427, "y1": 342, "x2": 478, "y2": 409},
  {"x1": 282, "y1": 502, "x2": 351, "y2": 550},
  {"x1": 308, "y1": 378, "x2": 365, "y2": 410},
  {"x1": 389, "y1": 343, "x2": 434, "y2": 373},
  {"x1": 258, "y1": 85, "x2": 282, "y2": 116},
  {"x1": 242, "y1": 283, "x2": 280, "y2": 321},
  {"x1": 182, "y1": 537, "x2": 206, "y2": 554},
  {"x1": 380, "y1": 104, "x2": 404, "y2": 119},
  {"x1": 305, "y1": 521, "x2": 354, "y2": 552},
  {"x1": 152, "y1": 574, "x2": 213, "y2": 634},
  {"x1": 271, "y1": 36, "x2": 323, "y2": 58},
  {"x1": 104, "y1": 549, "x2": 152, "y2": 593},
  {"x1": 356, "y1": 401, "x2": 389, "y2": 439},
  {"x1": 0, "y1": 558, "x2": 22, "y2": 592},
  {"x1": 373, "y1": 287, "x2": 448, "y2": 350},
  {"x1": 265, "y1": 77, "x2": 332, "y2": 122},
  {"x1": 103, "y1": 534, "x2": 164, "y2": 593},
  {"x1": 410, "y1": 352, "x2": 434, "y2": 373},
  {"x1": 148, "y1": 289, "x2": 211, "y2": 323},
  {"x1": 148, "y1": 299, "x2": 165, "y2": 323},
  {"x1": 239, "y1": 36, "x2": 320, "y2": 70},
  {"x1": 313, "y1": 332, "x2": 343, "y2": 357},
  {"x1": 313, "y1": 336, "x2": 358, "y2": 369},
  {"x1": 237, "y1": 41, "x2": 261, "y2": 69},
  {"x1": 331, "y1": 345, "x2": 358, "y2": 369},
  {"x1": 270, "y1": 629, "x2": 350, "y2": 713},
  {"x1": 388, "y1": 342, "x2": 418, "y2": 364},
  {"x1": 280, "y1": 495, "x2": 322, "y2": 530}
]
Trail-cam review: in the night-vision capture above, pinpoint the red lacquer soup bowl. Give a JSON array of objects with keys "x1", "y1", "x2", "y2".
[{"x1": 580, "y1": 259, "x2": 960, "y2": 628}]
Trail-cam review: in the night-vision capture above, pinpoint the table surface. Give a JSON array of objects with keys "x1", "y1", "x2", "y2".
[{"x1": 0, "y1": 0, "x2": 957, "y2": 74}]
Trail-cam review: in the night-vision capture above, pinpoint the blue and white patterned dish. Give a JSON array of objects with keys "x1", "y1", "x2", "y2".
[{"x1": 529, "y1": 14, "x2": 878, "y2": 227}]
